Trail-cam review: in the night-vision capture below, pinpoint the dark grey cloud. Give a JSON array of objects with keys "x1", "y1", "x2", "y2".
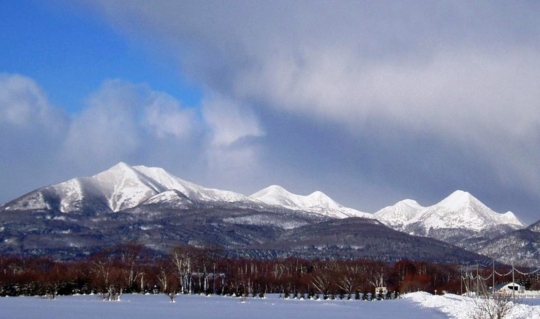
[{"x1": 4, "y1": 1, "x2": 540, "y2": 224}]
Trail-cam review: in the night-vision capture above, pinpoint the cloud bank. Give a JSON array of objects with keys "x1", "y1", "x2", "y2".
[
  {"x1": 0, "y1": 74, "x2": 264, "y2": 204},
  {"x1": 3, "y1": 1, "x2": 540, "y2": 223}
]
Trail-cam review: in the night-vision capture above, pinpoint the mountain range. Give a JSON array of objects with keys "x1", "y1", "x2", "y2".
[{"x1": 0, "y1": 162, "x2": 534, "y2": 264}]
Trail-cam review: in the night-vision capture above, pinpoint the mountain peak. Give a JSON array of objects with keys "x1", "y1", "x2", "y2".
[
  {"x1": 115, "y1": 161, "x2": 130, "y2": 167},
  {"x1": 265, "y1": 184, "x2": 291, "y2": 193},
  {"x1": 250, "y1": 185, "x2": 296, "y2": 207},
  {"x1": 93, "y1": 162, "x2": 139, "y2": 180},
  {"x1": 408, "y1": 190, "x2": 525, "y2": 232},
  {"x1": 250, "y1": 185, "x2": 372, "y2": 219},
  {"x1": 108, "y1": 161, "x2": 132, "y2": 171},
  {"x1": 398, "y1": 199, "x2": 423, "y2": 208},
  {"x1": 250, "y1": 185, "x2": 294, "y2": 199},
  {"x1": 374, "y1": 199, "x2": 425, "y2": 229},
  {"x1": 501, "y1": 211, "x2": 524, "y2": 226},
  {"x1": 437, "y1": 190, "x2": 479, "y2": 211},
  {"x1": 307, "y1": 190, "x2": 332, "y2": 201}
]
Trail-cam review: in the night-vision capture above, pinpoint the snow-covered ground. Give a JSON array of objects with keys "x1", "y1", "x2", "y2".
[
  {"x1": 1, "y1": 292, "x2": 540, "y2": 319},
  {"x1": 405, "y1": 292, "x2": 540, "y2": 319}
]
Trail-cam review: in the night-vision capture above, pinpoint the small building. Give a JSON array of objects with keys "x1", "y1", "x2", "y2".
[
  {"x1": 494, "y1": 282, "x2": 525, "y2": 294},
  {"x1": 375, "y1": 286, "x2": 388, "y2": 295}
]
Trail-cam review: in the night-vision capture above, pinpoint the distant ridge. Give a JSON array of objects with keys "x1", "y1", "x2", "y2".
[
  {"x1": 250, "y1": 185, "x2": 373, "y2": 219},
  {"x1": 0, "y1": 163, "x2": 528, "y2": 263},
  {"x1": 375, "y1": 190, "x2": 523, "y2": 234}
]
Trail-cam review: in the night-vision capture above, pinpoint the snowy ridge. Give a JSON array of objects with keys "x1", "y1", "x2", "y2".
[
  {"x1": 91, "y1": 162, "x2": 166, "y2": 212},
  {"x1": 0, "y1": 164, "x2": 526, "y2": 235},
  {"x1": 412, "y1": 190, "x2": 523, "y2": 231},
  {"x1": 3, "y1": 177, "x2": 89, "y2": 213},
  {"x1": 132, "y1": 165, "x2": 256, "y2": 204},
  {"x1": 1, "y1": 162, "x2": 264, "y2": 213},
  {"x1": 376, "y1": 190, "x2": 524, "y2": 233},
  {"x1": 374, "y1": 199, "x2": 424, "y2": 229},
  {"x1": 3, "y1": 189, "x2": 52, "y2": 211},
  {"x1": 3, "y1": 163, "x2": 166, "y2": 213},
  {"x1": 250, "y1": 185, "x2": 373, "y2": 219},
  {"x1": 55, "y1": 178, "x2": 85, "y2": 212},
  {"x1": 140, "y1": 190, "x2": 194, "y2": 209}
]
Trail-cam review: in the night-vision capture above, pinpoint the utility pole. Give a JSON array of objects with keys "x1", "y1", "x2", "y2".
[
  {"x1": 214, "y1": 263, "x2": 217, "y2": 295},
  {"x1": 460, "y1": 266, "x2": 463, "y2": 295},
  {"x1": 476, "y1": 263, "x2": 479, "y2": 297},
  {"x1": 512, "y1": 261, "x2": 515, "y2": 302},
  {"x1": 492, "y1": 259, "x2": 495, "y2": 295}
]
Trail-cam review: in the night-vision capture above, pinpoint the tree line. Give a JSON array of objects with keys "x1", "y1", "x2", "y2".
[{"x1": 0, "y1": 244, "x2": 535, "y2": 301}]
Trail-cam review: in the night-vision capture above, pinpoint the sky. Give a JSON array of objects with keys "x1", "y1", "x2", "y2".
[{"x1": 1, "y1": 1, "x2": 540, "y2": 224}]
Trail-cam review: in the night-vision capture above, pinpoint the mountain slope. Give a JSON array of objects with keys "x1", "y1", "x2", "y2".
[
  {"x1": 267, "y1": 217, "x2": 491, "y2": 263},
  {"x1": 0, "y1": 163, "x2": 529, "y2": 264},
  {"x1": 374, "y1": 199, "x2": 424, "y2": 229},
  {"x1": 250, "y1": 185, "x2": 373, "y2": 219},
  {"x1": 376, "y1": 191, "x2": 523, "y2": 234},
  {"x1": 1, "y1": 163, "x2": 266, "y2": 214},
  {"x1": 527, "y1": 220, "x2": 540, "y2": 233},
  {"x1": 90, "y1": 162, "x2": 168, "y2": 211},
  {"x1": 409, "y1": 190, "x2": 522, "y2": 233},
  {"x1": 476, "y1": 228, "x2": 540, "y2": 267},
  {"x1": 375, "y1": 191, "x2": 525, "y2": 253},
  {"x1": 1, "y1": 163, "x2": 168, "y2": 213},
  {"x1": 132, "y1": 165, "x2": 258, "y2": 205}
]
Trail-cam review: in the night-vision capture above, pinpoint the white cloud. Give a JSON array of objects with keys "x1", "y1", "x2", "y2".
[
  {"x1": 0, "y1": 74, "x2": 68, "y2": 203},
  {"x1": 0, "y1": 73, "x2": 266, "y2": 203},
  {"x1": 143, "y1": 91, "x2": 197, "y2": 139},
  {"x1": 0, "y1": 73, "x2": 65, "y2": 131},
  {"x1": 197, "y1": 95, "x2": 265, "y2": 190},
  {"x1": 63, "y1": 80, "x2": 142, "y2": 166},
  {"x1": 59, "y1": 78, "x2": 264, "y2": 192},
  {"x1": 202, "y1": 96, "x2": 264, "y2": 147}
]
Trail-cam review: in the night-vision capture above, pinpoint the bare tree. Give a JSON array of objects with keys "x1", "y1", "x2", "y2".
[
  {"x1": 117, "y1": 243, "x2": 144, "y2": 292},
  {"x1": 311, "y1": 273, "x2": 332, "y2": 300},
  {"x1": 171, "y1": 246, "x2": 193, "y2": 294},
  {"x1": 90, "y1": 252, "x2": 123, "y2": 301},
  {"x1": 336, "y1": 274, "x2": 356, "y2": 300},
  {"x1": 44, "y1": 263, "x2": 64, "y2": 300},
  {"x1": 472, "y1": 293, "x2": 515, "y2": 319},
  {"x1": 368, "y1": 270, "x2": 386, "y2": 291}
]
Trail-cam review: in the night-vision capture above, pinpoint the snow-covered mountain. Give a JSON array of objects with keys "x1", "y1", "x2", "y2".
[
  {"x1": 376, "y1": 190, "x2": 523, "y2": 234},
  {"x1": 0, "y1": 163, "x2": 532, "y2": 263},
  {"x1": 415, "y1": 190, "x2": 522, "y2": 231},
  {"x1": 374, "y1": 199, "x2": 424, "y2": 229},
  {"x1": 132, "y1": 165, "x2": 255, "y2": 204},
  {"x1": 1, "y1": 163, "x2": 369, "y2": 220},
  {"x1": 1, "y1": 162, "x2": 263, "y2": 213},
  {"x1": 476, "y1": 228, "x2": 540, "y2": 267},
  {"x1": 3, "y1": 164, "x2": 526, "y2": 233},
  {"x1": 249, "y1": 185, "x2": 373, "y2": 219},
  {"x1": 475, "y1": 220, "x2": 540, "y2": 267}
]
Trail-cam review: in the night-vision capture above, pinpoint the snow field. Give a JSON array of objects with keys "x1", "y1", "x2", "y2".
[
  {"x1": 0, "y1": 293, "x2": 442, "y2": 319},
  {"x1": 2, "y1": 292, "x2": 540, "y2": 319},
  {"x1": 405, "y1": 292, "x2": 540, "y2": 319}
]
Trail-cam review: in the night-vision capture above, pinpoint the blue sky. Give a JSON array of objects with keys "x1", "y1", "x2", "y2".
[
  {"x1": 2, "y1": 0, "x2": 540, "y2": 224},
  {"x1": 0, "y1": 1, "x2": 202, "y2": 113}
]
